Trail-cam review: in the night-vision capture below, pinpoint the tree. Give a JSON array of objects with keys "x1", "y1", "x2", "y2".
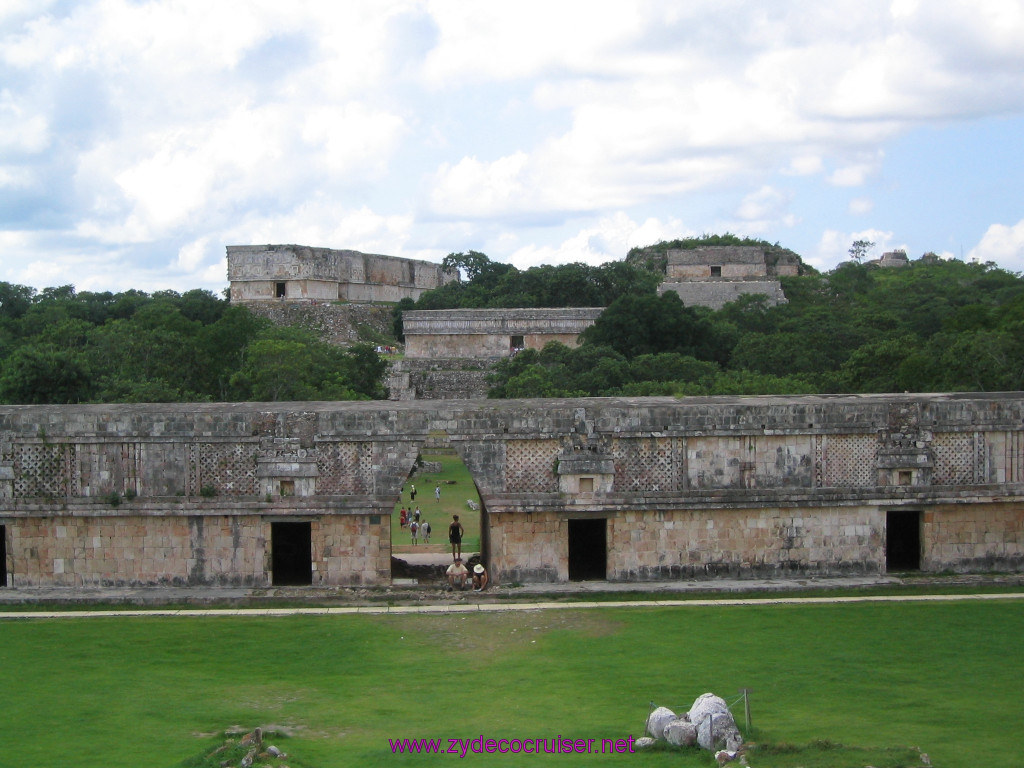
[
  {"x1": 441, "y1": 251, "x2": 492, "y2": 282},
  {"x1": 581, "y1": 292, "x2": 721, "y2": 360},
  {"x1": 848, "y1": 239, "x2": 875, "y2": 263},
  {"x1": 0, "y1": 344, "x2": 92, "y2": 403}
]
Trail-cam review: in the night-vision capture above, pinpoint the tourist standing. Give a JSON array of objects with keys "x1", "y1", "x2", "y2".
[{"x1": 448, "y1": 514, "x2": 464, "y2": 560}]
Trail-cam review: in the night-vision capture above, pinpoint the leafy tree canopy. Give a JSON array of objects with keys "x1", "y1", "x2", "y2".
[{"x1": 0, "y1": 284, "x2": 389, "y2": 404}]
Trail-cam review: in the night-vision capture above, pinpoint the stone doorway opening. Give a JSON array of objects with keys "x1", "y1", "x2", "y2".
[
  {"x1": 568, "y1": 518, "x2": 607, "y2": 580},
  {"x1": 271, "y1": 521, "x2": 312, "y2": 586},
  {"x1": 886, "y1": 510, "x2": 921, "y2": 571},
  {"x1": 1, "y1": 524, "x2": 6, "y2": 587},
  {"x1": 391, "y1": 431, "x2": 485, "y2": 582}
]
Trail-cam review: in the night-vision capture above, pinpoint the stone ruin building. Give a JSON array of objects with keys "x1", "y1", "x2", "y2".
[
  {"x1": 226, "y1": 244, "x2": 459, "y2": 346},
  {"x1": 2, "y1": 392, "x2": 1022, "y2": 589},
  {"x1": 875, "y1": 250, "x2": 910, "y2": 268},
  {"x1": 389, "y1": 308, "x2": 603, "y2": 400},
  {"x1": 227, "y1": 244, "x2": 458, "y2": 304},
  {"x1": 657, "y1": 245, "x2": 798, "y2": 309}
]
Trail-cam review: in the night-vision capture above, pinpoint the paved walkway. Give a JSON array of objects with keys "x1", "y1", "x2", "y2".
[{"x1": 2, "y1": 573, "x2": 1022, "y2": 619}]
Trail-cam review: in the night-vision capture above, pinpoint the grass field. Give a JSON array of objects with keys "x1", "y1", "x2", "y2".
[
  {"x1": 1, "y1": 597, "x2": 1021, "y2": 767},
  {"x1": 391, "y1": 452, "x2": 483, "y2": 555}
]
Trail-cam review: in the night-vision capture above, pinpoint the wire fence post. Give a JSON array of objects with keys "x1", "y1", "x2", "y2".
[{"x1": 739, "y1": 688, "x2": 752, "y2": 731}]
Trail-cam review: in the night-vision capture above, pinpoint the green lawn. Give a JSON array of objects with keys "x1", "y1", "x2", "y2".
[
  {"x1": 0, "y1": 598, "x2": 1021, "y2": 767},
  {"x1": 392, "y1": 452, "x2": 482, "y2": 555}
]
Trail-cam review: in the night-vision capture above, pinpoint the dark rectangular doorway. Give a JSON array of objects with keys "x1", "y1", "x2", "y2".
[
  {"x1": 568, "y1": 518, "x2": 606, "y2": 581},
  {"x1": 271, "y1": 521, "x2": 312, "y2": 586},
  {"x1": 886, "y1": 511, "x2": 921, "y2": 571},
  {"x1": 1, "y1": 524, "x2": 6, "y2": 587}
]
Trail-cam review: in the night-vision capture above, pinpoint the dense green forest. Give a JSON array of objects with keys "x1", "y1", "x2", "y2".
[
  {"x1": 486, "y1": 255, "x2": 1024, "y2": 397},
  {"x1": 0, "y1": 285, "x2": 387, "y2": 404},
  {"x1": 3, "y1": 235, "x2": 1023, "y2": 405}
]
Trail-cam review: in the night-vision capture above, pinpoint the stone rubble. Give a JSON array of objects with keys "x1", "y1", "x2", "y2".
[{"x1": 643, "y1": 693, "x2": 745, "y2": 759}]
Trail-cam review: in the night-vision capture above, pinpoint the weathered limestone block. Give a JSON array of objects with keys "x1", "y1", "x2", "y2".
[
  {"x1": 688, "y1": 693, "x2": 730, "y2": 724},
  {"x1": 645, "y1": 706, "x2": 677, "y2": 740},
  {"x1": 696, "y1": 712, "x2": 743, "y2": 752},
  {"x1": 664, "y1": 719, "x2": 698, "y2": 747},
  {"x1": 688, "y1": 692, "x2": 744, "y2": 752}
]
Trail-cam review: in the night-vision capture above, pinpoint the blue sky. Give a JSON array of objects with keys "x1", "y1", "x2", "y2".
[{"x1": 2, "y1": 0, "x2": 1023, "y2": 295}]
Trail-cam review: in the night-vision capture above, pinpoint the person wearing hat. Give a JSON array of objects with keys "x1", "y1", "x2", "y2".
[
  {"x1": 446, "y1": 557, "x2": 469, "y2": 590},
  {"x1": 472, "y1": 563, "x2": 488, "y2": 591}
]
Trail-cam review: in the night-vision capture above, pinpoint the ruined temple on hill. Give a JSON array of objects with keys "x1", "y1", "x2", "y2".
[{"x1": 657, "y1": 245, "x2": 798, "y2": 309}]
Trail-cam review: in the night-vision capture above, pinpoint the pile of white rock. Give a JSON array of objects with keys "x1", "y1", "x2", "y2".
[{"x1": 636, "y1": 693, "x2": 744, "y2": 760}]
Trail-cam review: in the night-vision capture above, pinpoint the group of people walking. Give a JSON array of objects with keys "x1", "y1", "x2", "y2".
[{"x1": 402, "y1": 477, "x2": 488, "y2": 591}]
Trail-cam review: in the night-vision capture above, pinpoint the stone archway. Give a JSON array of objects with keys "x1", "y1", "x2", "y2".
[{"x1": 390, "y1": 429, "x2": 484, "y2": 583}]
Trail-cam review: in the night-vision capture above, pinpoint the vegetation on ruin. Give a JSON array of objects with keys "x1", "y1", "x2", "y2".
[
  {"x1": 487, "y1": 254, "x2": 1024, "y2": 397},
  {"x1": 0, "y1": 598, "x2": 1019, "y2": 767},
  {"x1": 3, "y1": 237, "x2": 1024, "y2": 404},
  {"x1": 0, "y1": 286, "x2": 387, "y2": 403},
  {"x1": 624, "y1": 232, "x2": 811, "y2": 276}
]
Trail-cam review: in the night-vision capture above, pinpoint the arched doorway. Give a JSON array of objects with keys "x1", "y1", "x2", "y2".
[{"x1": 391, "y1": 430, "x2": 484, "y2": 581}]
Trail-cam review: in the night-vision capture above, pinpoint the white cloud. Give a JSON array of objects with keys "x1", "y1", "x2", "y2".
[
  {"x1": 736, "y1": 186, "x2": 791, "y2": 221},
  {"x1": 810, "y1": 228, "x2": 896, "y2": 270},
  {"x1": 968, "y1": 221, "x2": 1024, "y2": 271},
  {"x1": 3, "y1": 0, "x2": 1024, "y2": 293},
  {"x1": 849, "y1": 197, "x2": 874, "y2": 215},
  {"x1": 828, "y1": 156, "x2": 882, "y2": 187},
  {"x1": 428, "y1": 153, "x2": 530, "y2": 218},
  {"x1": 175, "y1": 237, "x2": 211, "y2": 273},
  {"x1": 0, "y1": 91, "x2": 49, "y2": 153},
  {"x1": 504, "y1": 213, "x2": 687, "y2": 270}
]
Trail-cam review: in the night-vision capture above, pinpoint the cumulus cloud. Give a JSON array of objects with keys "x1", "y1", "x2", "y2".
[
  {"x1": 504, "y1": 213, "x2": 689, "y2": 270},
  {"x1": 849, "y1": 197, "x2": 874, "y2": 215},
  {"x1": 2, "y1": 0, "x2": 1024, "y2": 291},
  {"x1": 968, "y1": 221, "x2": 1024, "y2": 271},
  {"x1": 810, "y1": 228, "x2": 897, "y2": 270}
]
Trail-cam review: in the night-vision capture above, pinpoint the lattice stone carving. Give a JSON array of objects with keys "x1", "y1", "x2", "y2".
[
  {"x1": 196, "y1": 443, "x2": 257, "y2": 495},
  {"x1": 612, "y1": 437, "x2": 676, "y2": 492},
  {"x1": 1007, "y1": 430, "x2": 1024, "y2": 484},
  {"x1": 316, "y1": 441, "x2": 373, "y2": 495},
  {"x1": 818, "y1": 434, "x2": 877, "y2": 487},
  {"x1": 931, "y1": 431, "x2": 975, "y2": 486},
  {"x1": 506, "y1": 439, "x2": 559, "y2": 493},
  {"x1": 13, "y1": 443, "x2": 75, "y2": 498}
]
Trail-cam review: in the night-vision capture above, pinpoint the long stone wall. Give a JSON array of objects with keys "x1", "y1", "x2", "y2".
[
  {"x1": 403, "y1": 308, "x2": 603, "y2": 359},
  {"x1": 658, "y1": 280, "x2": 788, "y2": 310},
  {"x1": 2, "y1": 393, "x2": 1022, "y2": 587}
]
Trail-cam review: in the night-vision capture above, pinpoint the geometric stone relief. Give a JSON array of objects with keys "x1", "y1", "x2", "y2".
[
  {"x1": 817, "y1": 434, "x2": 877, "y2": 487},
  {"x1": 1007, "y1": 430, "x2": 1024, "y2": 484},
  {"x1": 611, "y1": 437, "x2": 676, "y2": 492},
  {"x1": 931, "y1": 431, "x2": 975, "y2": 486},
  {"x1": 193, "y1": 442, "x2": 258, "y2": 496},
  {"x1": 505, "y1": 439, "x2": 559, "y2": 493},
  {"x1": 316, "y1": 441, "x2": 374, "y2": 495},
  {"x1": 13, "y1": 442, "x2": 76, "y2": 498}
]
